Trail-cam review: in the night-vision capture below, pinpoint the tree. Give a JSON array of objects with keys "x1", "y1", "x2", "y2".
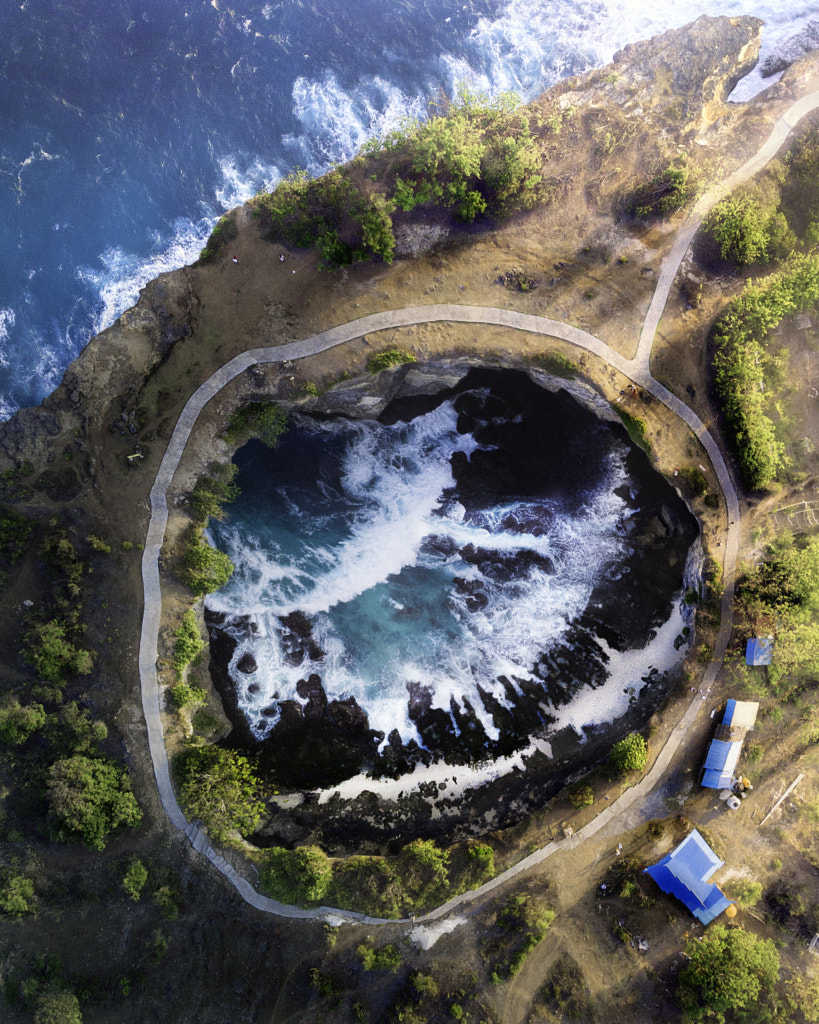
[
  {"x1": 34, "y1": 991, "x2": 82, "y2": 1024},
  {"x1": 608, "y1": 732, "x2": 648, "y2": 775},
  {"x1": 0, "y1": 700, "x2": 46, "y2": 745},
  {"x1": 177, "y1": 528, "x2": 234, "y2": 596},
  {"x1": 23, "y1": 619, "x2": 94, "y2": 683},
  {"x1": 261, "y1": 845, "x2": 333, "y2": 905},
  {"x1": 174, "y1": 745, "x2": 265, "y2": 841},
  {"x1": 46, "y1": 755, "x2": 142, "y2": 850},
  {"x1": 0, "y1": 873, "x2": 36, "y2": 916},
  {"x1": 677, "y1": 924, "x2": 780, "y2": 1023}
]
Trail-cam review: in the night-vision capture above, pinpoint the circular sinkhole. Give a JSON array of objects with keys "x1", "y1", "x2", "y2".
[{"x1": 204, "y1": 366, "x2": 699, "y2": 831}]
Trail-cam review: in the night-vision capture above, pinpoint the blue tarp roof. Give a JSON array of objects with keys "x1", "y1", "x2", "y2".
[
  {"x1": 746, "y1": 638, "x2": 773, "y2": 665},
  {"x1": 702, "y1": 739, "x2": 741, "y2": 788},
  {"x1": 645, "y1": 830, "x2": 734, "y2": 925}
]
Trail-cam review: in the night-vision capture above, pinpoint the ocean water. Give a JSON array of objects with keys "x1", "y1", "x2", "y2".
[{"x1": 0, "y1": 0, "x2": 815, "y2": 419}]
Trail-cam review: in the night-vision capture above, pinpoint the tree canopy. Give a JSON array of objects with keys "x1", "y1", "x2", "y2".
[
  {"x1": 608, "y1": 732, "x2": 648, "y2": 775},
  {"x1": 46, "y1": 755, "x2": 142, "y2": 850},
  {"x1": 174, "y1": 745, "x2": 265, "y2": 841},
  {"x1": 677, "y1": 924, "x2": 780, "y2": 1023}
]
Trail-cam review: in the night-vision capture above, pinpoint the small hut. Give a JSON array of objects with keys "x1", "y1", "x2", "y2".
[
  {"x1": 701, "y1": 699, "x2": 759, "y2": 789},
  {"x1": 644, "y1": 830, "x2": 733, "y2": 925}
]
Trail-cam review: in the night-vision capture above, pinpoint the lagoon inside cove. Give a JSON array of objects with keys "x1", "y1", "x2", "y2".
[{"x1": 206, "y1": 369, "x2": 699, "y2": 789}]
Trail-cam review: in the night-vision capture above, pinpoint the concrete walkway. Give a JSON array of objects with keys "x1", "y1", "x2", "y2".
[{"x1": 138, "y1": 84, "x2": 819, "y2": 924}]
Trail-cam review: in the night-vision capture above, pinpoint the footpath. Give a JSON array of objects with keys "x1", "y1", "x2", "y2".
[{"x1": 138, "y1": 86, "x2": 819, "y2": 924}]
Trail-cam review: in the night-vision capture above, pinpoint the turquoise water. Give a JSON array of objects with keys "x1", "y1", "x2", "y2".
[{"x1": 206, "y1": 380, "x2": 680, "y2": 750}]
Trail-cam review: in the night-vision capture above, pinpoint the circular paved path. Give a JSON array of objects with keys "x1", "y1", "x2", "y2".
[{"x1": 138, "y1": 85, "x2": 819, "y2": 923}]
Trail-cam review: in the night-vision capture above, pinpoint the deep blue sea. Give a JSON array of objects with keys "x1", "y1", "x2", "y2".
[{"x1": 0, "y1": 0, "x2": 815, "y2": 419}]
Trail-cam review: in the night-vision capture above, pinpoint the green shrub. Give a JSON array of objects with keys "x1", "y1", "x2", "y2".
[
  {"x1": 177, "y1": 528, "x2": 234, "y2": 597},
  {"x1": 85, "y1": 535, "x2": 111, "y2": 555},
  {"x1": 356, "y1": 942, "x2": 401, "y2": 973},
  {"x1": 704, "y1": 178, "x2": 793, "y2": 266},
  {"x1": 368, "y1": 348, "x2": 416, "y2": 373},
  {"x1": 174, "y1": 746, "x2": 264, "y2": 841},
  {"x1": 728, "y1": 879, "x2": 763, "y2": 908},
  {"x1": 23, "y1": 619, "x2": 94, "y2": 684},
  {"x1": 0, "y1": 504, "x2": 34, "y2": 563},
  {"x1": 467, "y1": 841, "x2": 495, "y2": 879},
  {"x1": 608, "y1": 733, "x2": 648, "y2": 775},
  {"x1": 123, "y1": 858, "x2": 148, "y2": 902},
  {"x1": 0, "y1": 700, "x2": 46, "y2": 745},
  {"x1": 224, "y1": 402, "x2": 287, "y2": 449},
  {"x1": 189, "y1": 472, "x2": 238, "y2": 525},
  {"x1": 260, "y1": 845, "x2": 333, "y2": 905},
  {"x1": 46, "y1": 755, "x2": 142, "y2": 850},
  {"x1": 711, "y1": 253, "x2": 819, "y2": 489},
  {"x1": 34, "y1": 991, "x2": 83, "y2": 1024},
  {"x1": 531, "y1": 351, "x2": 576, "y2": 378},
  {"x1": 631, "y1": 162, "x2": 693, "y2": 218},
  {"x1": 678, "y1": 466, "x2": 708, "y2": 498},
  {"x1": 153, "y1": 885, "x2": 180, "y2": 920},
  {"x1": 0, "y1": 874, "x2": 36, "y2": 917},
  {"x1": 568, "y1": 782, "x2": 594, "y2": 809},
  {"x1": 168, "y1": 683, "x2": 207, "y2": 710},
  {"x1": 172, "y1": 609, "x2": 204, "y2": 679}
]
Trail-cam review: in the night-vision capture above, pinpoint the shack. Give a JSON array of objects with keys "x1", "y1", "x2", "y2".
[
  {"x1": 644, "y1": 830, "x2": 734, "y2": 925},
  {"x1": 701, "y1": 699, "x2": 759, "y2": 790}
]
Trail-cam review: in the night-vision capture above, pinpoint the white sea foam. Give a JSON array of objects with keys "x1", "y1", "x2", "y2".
[
  {"x1": 410, "y1": 917, "x2": 467, "y2": 949},
  {"x1": 284, "y1": 71, "x2": 427, "y2": 171},
  {"x1": 208, "y1": 401, "x2": 643, "y2": 749},
  {"x1": 78, "y1": 157, "x2": 281, "y2": 334},
  {"x1": 0, "y1": 310, "x2": 14, "y2": 369}
]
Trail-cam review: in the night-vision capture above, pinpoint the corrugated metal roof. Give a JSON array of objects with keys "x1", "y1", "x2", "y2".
[
  {"x1": 644, "y1": 830, "x2": 733, "y2": 925},
  {"x1": 726, "y1": 699, "x2": 759, "y2": 730}
]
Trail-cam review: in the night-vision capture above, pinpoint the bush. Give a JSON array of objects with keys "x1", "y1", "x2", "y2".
[
  {"x1": 678, "y1": 466, "x2": 708, "y2": 498},
  {"x1": 356, "y1": 942, "x2": 402, "y2": 972},
  {"x1": 260, "y1": 845, "x2": 333, "y2": 905},
  {"x1": 189, "y1": 472, "x2": 238, "y2": 525},
  {"x1": 34, "y1": 991, "x2": 83, "y2": 1024},
  {"x1": 0, "y1": 700, "x2": 46, "y2": 745},
  {"x1": 174, "y1": 746, "x2": 264, "y2": 841},
  {"x1": 46, "y1": 755, "x2": 142, "y2": 850},
  {"x1": 177, "y1": 528, "x2": 234, "y2": 597},
  {"x1": 368, "y1": 348, "x2": 416, "y2": 373},
  {"x1": 711, "y1": 253, "x2": 819, "y2": 489},
  {"x1": 728, "y1": 879, "x2": 763, "y2": 908},
  {"x1": 0, "y1": 874, "x2": 36, "y2": 917},
  {"x1": 608, "y1": 733, "x2": 648, "y2": 775},
  {"x1": 225, "y1": 401, "x2": 288, "y2": 451},
  {"x1": 169, "y1": 683, "x2": 207, "y2": 710},
  {"x1": 123, "y1": 858, "x2": 148, "y2": 902},
  {"x1": 613, "y1": 407, "x2": 651, "y2": 454},
  {"x1": 568, "y1": 782, "x2": 594, "y2": 809},
  {"x1": 85, "y1": 535, "x2": 111, "y2": 555},
  {"x1": 630, "y1": 162, "x2": 693, "y2": 218},
  {"x1": 23, "y1": 619, "x2": 94, "y2": 684},
  {"x1": 172, "y1": 609, "x2": 204, "y2": 679}
]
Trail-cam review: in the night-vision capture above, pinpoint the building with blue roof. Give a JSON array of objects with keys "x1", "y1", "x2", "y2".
[
  {"x1": 700, "y1": 699, "x2": 759, "y2": 790},
  {"x1": 644, "y1": 830, "x2": 734, "y2": 925},
  {"x1": 746, "y1": 638, "x2": 773, "y2": 666}
]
